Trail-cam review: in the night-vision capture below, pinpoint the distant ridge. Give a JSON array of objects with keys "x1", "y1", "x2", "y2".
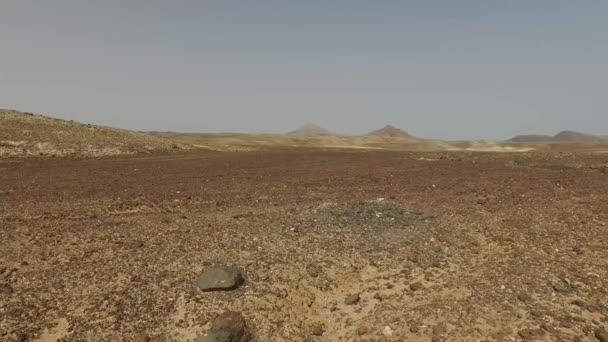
[
  {"x1": 553, "y1": 130, "x2": 604, "y2": 142},
  {"x1": 288, "y1": 123, "x2": 334, "y2": 136},
  {"x1": 508, "y1": 130, "x2": 606, "y2": 143},
  {"x1": 367, "y1": 125, "x2": 414, "y2": 139},
  {"x1": 508, "y1": 134, "x2": 554, "y2": 143}
]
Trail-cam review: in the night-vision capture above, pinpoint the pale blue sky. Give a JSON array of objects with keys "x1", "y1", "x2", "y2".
[{"x1": 1, "y1": 1, "x2": 607, "y2": 139}]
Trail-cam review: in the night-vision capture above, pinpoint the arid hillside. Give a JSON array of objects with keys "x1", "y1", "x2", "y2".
[{"x1": 0, "y1": 110, "x2": 189, "y2": 157}]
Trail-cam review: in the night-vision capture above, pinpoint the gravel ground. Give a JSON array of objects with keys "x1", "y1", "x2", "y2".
[{"x1": 1, "y1": 150, "x2": 607, "y2": 341}]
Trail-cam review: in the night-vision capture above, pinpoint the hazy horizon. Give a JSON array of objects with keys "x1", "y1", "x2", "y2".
[{"x1": 2, "y1": 1, "x2": 607, "y2": 140}]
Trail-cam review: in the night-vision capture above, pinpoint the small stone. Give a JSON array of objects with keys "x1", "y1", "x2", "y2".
[
  {"x1": 344, "y1": 293, "x2": 360, "y2": 305},
  {"x1": 133, "y1": 333, "x2": 150, "y2": 342},
  {"x1": 571, "y1": 299, "x2": 586, "y2": 307},
  {"x1": 196, "y1": 311, "x2": 251, "y2": 342},
  {"x1": 552, "y1": 282, "x2": 571, "y2": 294},
  {"x1": 0, "y1": 283, "x2": 13, "y2": 296},
  {"x1": 518, "y1": 328, "x2": 545, "y2": 340},
  {"x1": 517, "y1": 292, "x2": 533, "y2": 303},
  {"x1": 382, "y1": 326, "x2": 393, "y2": 337},
  {"x1": 357, "y1": 325, "x2": 369, "y2": 336},
  {"x1": 530, "y1": 310, "x2": 544, "y2": 318},
  {"x1": 541, "y1": 324, "x2": 558, "y2": 334},
  {"x1": 197, "y1": 266, "x2": 244, "y2": 292},
  {"x1": 129, "y1": 241, "x2": 145, "y2": 249},
  {"x1": 409, "y1": 282, "x2": 424, "y2": 292},
  {"x1": 433, "y1": 323, "x2": 447, "y2": 336},
  {"x1": 595, "y1": 328, "x2": 608, "y2": 342},
  {"x1": 307, "y1": 264, "x2": 320, "y2": 278},
  {"x1": 311, "y1": 323, "x2": 325, "y2": 336}
]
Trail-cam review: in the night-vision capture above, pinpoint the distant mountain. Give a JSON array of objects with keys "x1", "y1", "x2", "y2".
[
  {"x1": 508, "y1": 130, "x2": 606, "y2": 143},
  {"x1": 507, "y1": 134, "x2": 554, "y2": 143},
  {"x1": 367, "y1": 125, "x2": 414, "y2": 139},
  {"x1": 288, "y1": 123, "x2": 334, "y2": 136}
]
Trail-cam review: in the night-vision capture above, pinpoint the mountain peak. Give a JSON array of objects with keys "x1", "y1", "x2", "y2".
[
  {"x1": 368, "y1": 125, "x2": 413, "y2": 138},
  {"x1": 288, "y1": 123, "x2": 333, "y2": 136}
]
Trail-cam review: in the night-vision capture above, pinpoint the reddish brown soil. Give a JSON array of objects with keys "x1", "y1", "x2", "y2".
[{"x1": 1, "y1": 150, "x2": 608, "y2": 341}]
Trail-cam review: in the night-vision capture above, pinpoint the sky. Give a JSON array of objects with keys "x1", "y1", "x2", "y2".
[{"x1": 1, "y1": 1, "x2": 607, "y2": 140}]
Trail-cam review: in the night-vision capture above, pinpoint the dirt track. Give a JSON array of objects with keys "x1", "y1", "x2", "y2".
[{"x1": 1, "y1": 150, "x2": 608, "y2": 341}]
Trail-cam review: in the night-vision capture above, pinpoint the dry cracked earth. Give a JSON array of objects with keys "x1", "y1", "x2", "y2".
[{"x1": 1, "y1": 150, "x2": 608, "y2": 341}]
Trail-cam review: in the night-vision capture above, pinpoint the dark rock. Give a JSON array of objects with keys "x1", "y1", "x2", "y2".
[
  {"x1": 129, "y1": 241, "x2": 145, "y2": 249},
  {"x1": 596, "y1": 328, "x2": 608, "y2": 342},
  {"x1": 433, "y1": 322, "x2": 447, "y2": 336},
  {"x1": 571, "y1": 299, "x2": 586, "y2": 307},
  {"x1": 344, "y1": 293, "x2": 361, "y2": 305},
  {"x1": 517, "y1": 292, "x2": 533, "y2": 303},
  {"x1": 0, "y1": 283, "x2": 13, "y2": 296},
  {"x1": 409, "y1": 282, "x2": 424, "y2": 292},
  {"x1": 552, "y1": 282, "x2": 571, "y2": 294},
  {"x1": 311, "y1": 323, "x2": 325, "y2": 336},
  {"x1": 357, "y1": 325, "x2": 369, "y2": 336},
  {"x1": 133, "y1": 333, "x2": 151, "y2": 342},
  {"x1": 518, "y1": 328, "x2": 545, "y2": 340},
  {"x1": 541, "y1": 324, "x2": 558, "y2": 334},
  {"x1": 530, "y1": 310, "x2": 544, "y2": 318},
  {"x1": 307, "y1": 264, "x2": 320, "y2": 278},
  {"x1": 196, "y1": 311, "x2": 251, "y2": 342},
  {"x1": 197, "y1": 266, "x2": 244, "y2": 292}
]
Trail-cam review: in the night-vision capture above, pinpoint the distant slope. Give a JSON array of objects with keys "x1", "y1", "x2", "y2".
[
  {"x1": 553, "y1": 130, "x2": 604, "y2": 143},
  {"x1": 288, "y1": 123, "x2": 335, "y2": 136},
  {"x1": 0, "y1": 109, "x2": 189, "y2": 157},
  {"x1": 508, "y1": 130, "x2": 606, "y2": 144},
  {"x1": 508, "y1": 134, "x2": 554, "y2": 143},
  {"x1": 367, "y1": 125, "x2": 415, "y2": 139}
]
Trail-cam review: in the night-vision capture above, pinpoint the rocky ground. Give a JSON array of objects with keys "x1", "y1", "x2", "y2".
[{"x1": 1, "y1": 149, "x2": 608, "y2": 341}]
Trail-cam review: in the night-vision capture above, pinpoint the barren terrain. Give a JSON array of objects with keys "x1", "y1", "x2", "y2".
[
  {"x1": 0, "y1": 110, "x2": 189, "y2": 158},
  {"x1": 1, "y1": 149, "x2": 608, "y2": 341}
]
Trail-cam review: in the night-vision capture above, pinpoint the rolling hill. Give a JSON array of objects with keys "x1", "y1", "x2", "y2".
[{"x1": 0, "y1": 109, "x2": 189, "y2": 157}]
